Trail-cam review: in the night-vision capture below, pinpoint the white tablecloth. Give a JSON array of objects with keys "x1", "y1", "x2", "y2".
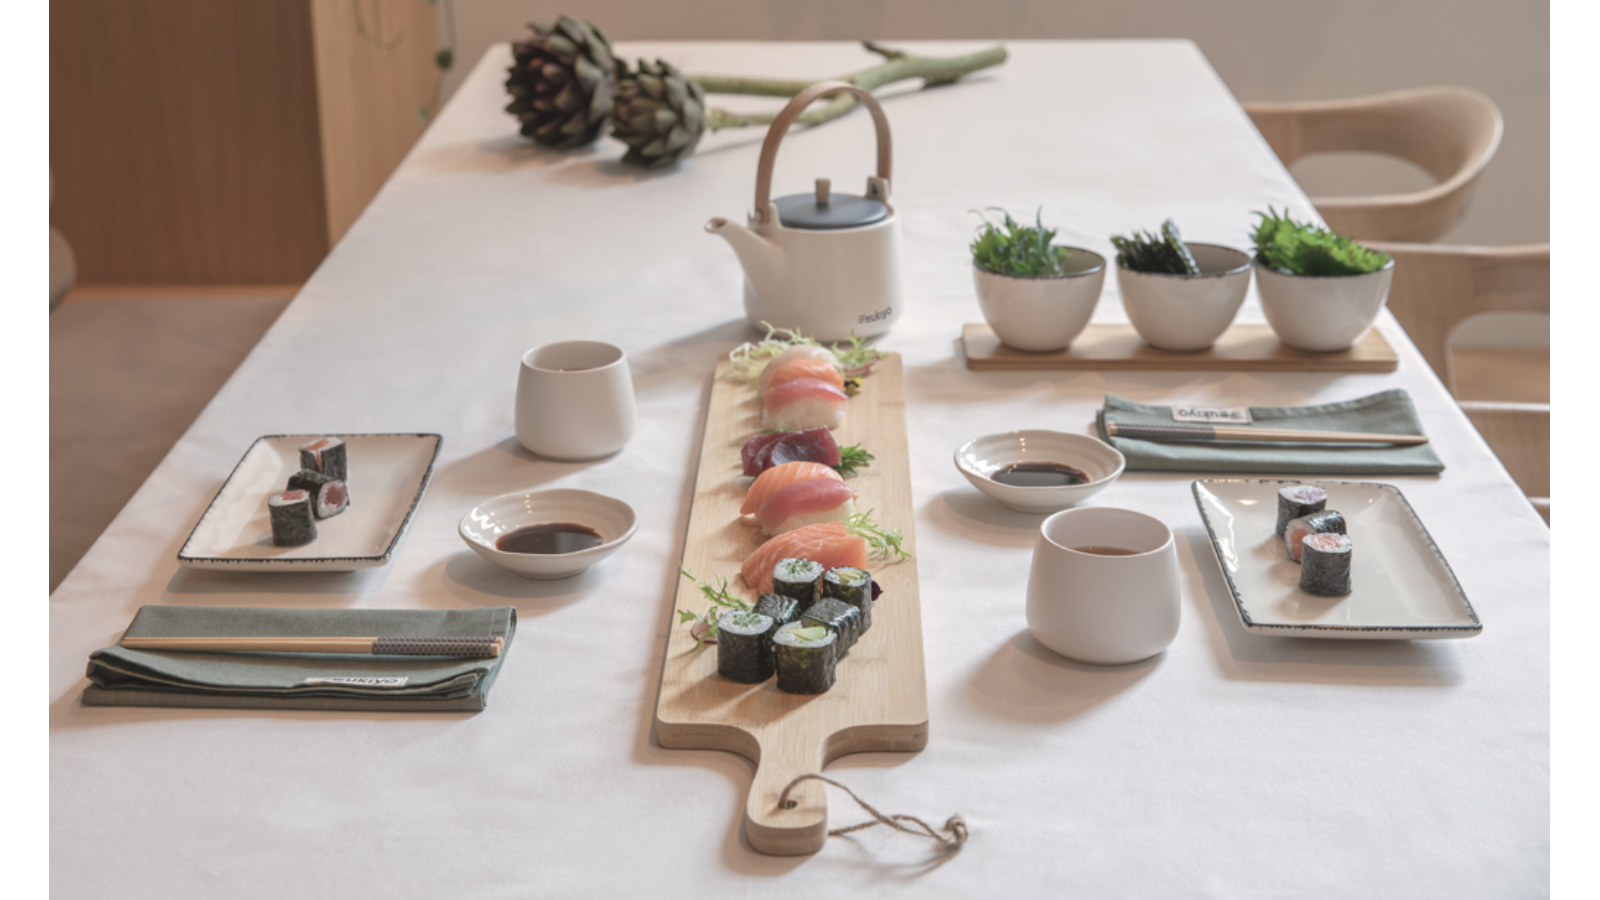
[{"x1": 50, "y1": 42, "x2": 1549, "y2": 897}]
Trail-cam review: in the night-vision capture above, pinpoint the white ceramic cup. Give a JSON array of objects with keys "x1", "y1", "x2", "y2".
[
  {"x1": 1118, "y1": 243, "x2": 1253, "y2": 351},
  {"x1": 972, "y1": 250, "x2": 1107, "y2": 352},
  {"x1": 1256, "y1": 258, "x2": 1395, "y2": 352},
  {"x1": 1025, "y1": 507, "x2": 1181, "y2": 665},
  {"x1": 515, "y1": 341, "x2": 636, "y2": 460}
]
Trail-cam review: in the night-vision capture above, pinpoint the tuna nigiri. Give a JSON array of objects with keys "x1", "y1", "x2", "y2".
[
  {"x1": 765, "y1": 358, "x2": 846, "y2": 392},
  {"x1": 755, "y1": 479, "x2": 857, "y2": 535},
  {"x1": 755, "y1": 346, "x2": 841, "y2": 393},
  {"x1": 762, "y1": 377, "x2": 847, "y2": 431},
  {"x1": 740, "y1": 461, "x2": 843, "y2": 514},
  {"x1": 746, "y1": 428, "x2": 842, "y2": 475},
  {"x1": 741, "y1": 522, "x2": 869, "y2": 594}
]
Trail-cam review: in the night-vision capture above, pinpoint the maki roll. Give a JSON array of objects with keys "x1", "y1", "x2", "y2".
[
  {"x1": 1285, "y1": 510, "x2": 1346, "y2": 562},
  {"x1": 752, "y1": 593, "x2": 802, "y2": 627},
  {"x1": 1300, "y1": 533, "x2": 1353, "y2": 596},
  {"x1": 286, "y1": 469, "x2": 350, "y2": 520},
  {"x1": 822, "y1": 566, "x2": 873, "y2": 632},
  {"x1": 773, "y1": 622, "x2": 838, "y2": 694},
  {"x1": 1275, "y1": 485, "x2": 1328, "y2": 537},
  {"x1": 299, "y1": 437, "x2": 348, "y2": 481},
  {"x1": 267, "y1": 490, "x2": 317, "y2": 546},
  {"x1": 716, "y1": 610, "x2": 777, "y2": 684},
  {"x1": 773, "y1": 558, "x2": 826, "y2": 605},
  {"x1": 800, "y1": 597, "x2": 864, "y2": 655}
]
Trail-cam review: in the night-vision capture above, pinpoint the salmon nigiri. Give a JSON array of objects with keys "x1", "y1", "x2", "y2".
[
  {"x1": 740, "y1": 461, "x2": 842, "y2": 514},
  {"x1": 755, "y1": 479, "x2": 857, "y2": 535},
  {"x1": 765, "y1": 358, "x2": 846, "y2": 392},
  {"x1": 762, "y1": 377, "x2": 847, "y2": 431},
  {"x1": 755, "y1": 346, "x2": 840, "y2": 392},
  {"x1": 741, "y1": 523, "x2": 868, "y2": 593}
]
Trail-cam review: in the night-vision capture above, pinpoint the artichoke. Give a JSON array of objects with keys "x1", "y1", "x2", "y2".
[
  {"x1": 504, "y1": 16, "x2": 617, "y2": 150},
  {"x1": 610, "y1": 59, "x2": 707, "y2": 168}
]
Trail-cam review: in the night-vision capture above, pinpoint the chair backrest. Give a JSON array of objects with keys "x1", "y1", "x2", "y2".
[
  {"x1": 1243, "y1": 88, "x2": 1503, "y2": 242},
  {"x1": 1364, "y1": 242, "x2": 1548, "y2": 392}
]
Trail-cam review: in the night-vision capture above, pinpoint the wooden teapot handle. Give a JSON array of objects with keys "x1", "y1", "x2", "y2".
[{"x1": 753, "y1": 80, "x2": 893, "y2": 225}]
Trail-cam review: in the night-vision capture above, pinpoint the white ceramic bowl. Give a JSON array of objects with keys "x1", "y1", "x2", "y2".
[
  {"x1": 458, "y1": 488, "x2": 637, "y2": 580},
  {"x1": 972, "y1": 250, "x2": 1107, "y2": 353},
  {"x1": 1256, "y1": 258, "x2": 1395, "y2": 352},
  {"x1": 1117, "y1": 243, "x2": 1252, "y2": 351},
  {"x1": 954, "y1": 430, "x2": 1125, "y2": 514}
]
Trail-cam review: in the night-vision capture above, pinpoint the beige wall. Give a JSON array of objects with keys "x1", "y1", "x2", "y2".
[{"x1": 441, "y1": 0, "x2": 1548, "y2": 246}]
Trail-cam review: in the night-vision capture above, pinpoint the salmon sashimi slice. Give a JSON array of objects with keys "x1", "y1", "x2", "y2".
[
  {"x1": 755, "y1": 479, "x2": 857, "y2": 535},
  {"x1": 764, "y1": 358, "x2": 846, "y2": 392},
  {"x1": 741, "y1": 522, "x2": 868, "y2": 594},
  {"x1": 740, "y1": 461, "x2": 842, "y2": 515}
]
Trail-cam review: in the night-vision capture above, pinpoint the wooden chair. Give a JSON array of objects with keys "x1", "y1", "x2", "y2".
[
  {"x1": 1367, "y1": 242, "x2": 1549, "y2": 522},
  {"x1": 1244, "y1": 88, "x2": 1503, "y2": 242}
]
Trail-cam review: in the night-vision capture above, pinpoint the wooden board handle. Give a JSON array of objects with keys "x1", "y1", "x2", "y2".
[{"x1": 745, "y1": 732, "x2": 828, "y2": 855}]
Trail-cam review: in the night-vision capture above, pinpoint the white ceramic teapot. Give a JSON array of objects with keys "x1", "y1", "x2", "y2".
[{"x1": 706, "y1": 81, "x2": 904, "y2": 342}]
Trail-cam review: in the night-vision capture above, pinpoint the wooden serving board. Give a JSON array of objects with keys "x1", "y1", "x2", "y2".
[
  {"x1": 963, "y1": 322, "x2": 1399, "y2": 372},
  {"x1": 655, "y1": 354, "x2": 927, "y2": 856}
]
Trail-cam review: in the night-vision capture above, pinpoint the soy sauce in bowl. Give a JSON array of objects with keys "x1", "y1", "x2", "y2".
[
  {"x1": 496, "y1": 523, "x2": 603, "y2": 555},
  {"x1": 990, "y1": 461, "x2": 1090, "y2": 488}
]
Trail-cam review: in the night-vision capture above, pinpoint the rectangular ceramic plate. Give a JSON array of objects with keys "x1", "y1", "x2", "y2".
[
  {"x1": 178, "y1": 434, "x2": 442, "y2": 572},
  {"x1": 1191, "y1": 479, "x2": 1481, "y2": 639}
]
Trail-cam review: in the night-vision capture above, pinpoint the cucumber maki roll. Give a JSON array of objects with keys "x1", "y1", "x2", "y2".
[
  {"x1": 752, "y1": 593, "x2": 802, "y2": 627},
  {"x1": 267, "y1": 490, "x2": 317, "y2": 547},
  {"x1": 1275, "y1": 485, "x2": 1328, "y2": 537},
  {"x1": 822, "y1": 566, "x2": 873, "y2": 632},
  {"x1": 773, "y1": 622, "x2": 838, "y2": 694},
  {"x1": 1300, "y1": 533, "x2": 1353, "y2": 596},
  {"x1": 286, "y1": 469, "x2": 350, "y2": 520},
  {"x1": 716, "y1": 610, "x2": 777, "y2": 684},
  {"x1": 1285, "y1": 510, "x2": 1346, "y2": 562},
  {"x1": 800, "y1": 597, "x2": 864, "y2": 655},
  {"x1": 299, "y1": 437, "x2": 348, "y2": 481},
  {"x1": 773, "y1": 558, "x2": 825, "y2": 605}
]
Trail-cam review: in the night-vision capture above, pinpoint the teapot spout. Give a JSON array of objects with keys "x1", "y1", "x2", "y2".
[{"x1": 706, "y1": 217, "x2": 785, "y2": 299}]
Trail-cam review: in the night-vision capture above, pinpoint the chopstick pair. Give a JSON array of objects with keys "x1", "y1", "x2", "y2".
[
  {"x1": 120, "y1": 636, "x2": 505, "y2": 658},
  {"x1": 1105, "y1": 421, "x2": 1429, "y2": 446}
]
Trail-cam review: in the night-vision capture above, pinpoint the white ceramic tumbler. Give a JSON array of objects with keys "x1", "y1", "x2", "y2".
[
  {"x1": 515, "y1": 341, "x2": 636, "y2": 461},
  {"x1": 1025, "y1": 507, "x2": 1180, "y2": 665}
]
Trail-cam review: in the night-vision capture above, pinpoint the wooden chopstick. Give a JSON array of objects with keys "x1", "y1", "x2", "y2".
[
  {"x1": 120, "y1": 636, "x2": 505, "y2": 658},
  {"x1": 1105, "y1": 422, "x2": 1429, "y2": 446}
]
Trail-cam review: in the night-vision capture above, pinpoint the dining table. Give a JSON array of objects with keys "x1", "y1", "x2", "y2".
[{"x1": 49, "y1": 40, "x2": 1550, "y2": 897}]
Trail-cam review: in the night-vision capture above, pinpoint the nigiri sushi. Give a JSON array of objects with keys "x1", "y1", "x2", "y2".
[
  {"x1": 755, "y1": 479, "x2": 857, "y2": 535},
  {"x1": 741, "y1": 461, "x2": 843, "y2": 515},
  {"x1": 744, "y1": 428, "x2": 842, "y2": 476},
  {"x1": 765, "y1": 358, "x2": 846, "y2": 392},
  {"x1": 755, "y1": 346, "x2": 841, "y2": 393},
  {"x1": 762, "y1": 377, "x2": 847, "y2": 431},
  {"x1": 741, "y1": 522, "x2": 868, "y2": 594}
]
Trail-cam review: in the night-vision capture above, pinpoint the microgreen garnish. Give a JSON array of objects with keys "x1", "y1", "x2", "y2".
[
  {"x1": 970, "y1": 207, "x2": 1072, "y2": 277},
  {"x1": 728, "y1": 322, "x2": 823, "y2": 383},
  {"x1": 831, "y1": 331, "x2": 887, "y2": 377},
  {"x1": 833, "y1": 443, "x2": 875, "y2": 478},
  {"x1": 1111, "y1": 219, "x2": 1200, "y2": 275},
  {"x1": 1250, "y1": 207, "x2": 1390, "y2": 276},
  {"x1": 845, "y1": 510, "x2": 910, "y2": 560},
  {"x1": 677, "y1": 565, "x2": 752, "y2": 650}
]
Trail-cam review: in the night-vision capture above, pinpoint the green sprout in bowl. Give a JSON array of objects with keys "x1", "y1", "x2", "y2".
[
  {"x1": 970, "y1": 208, "x2": 1073, "y2": 277},
  {"x1": 1250, "y1": 207, "x2": 1390, "y2": 276},
  {"x1": 1110, "y1": 219, "x2": 1201, "y2": 275}
]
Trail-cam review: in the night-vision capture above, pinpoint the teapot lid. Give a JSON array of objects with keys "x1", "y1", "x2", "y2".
[{"x1": 773, "y1": 178, "x2": 888, "y2": 230}]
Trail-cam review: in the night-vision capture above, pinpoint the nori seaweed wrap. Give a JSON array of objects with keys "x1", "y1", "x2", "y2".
[
  {"x1": 267, "y1": 490, "x2": 317, "y2": 546},
  {"x1": 716, "y1": 610, "x2": 776, "y2": 684},
  {"x1": 800, "y1": 597, "x2": 864, "y2": 655},
  {"x1": 1284, "y1": 510, "x2": 1346, "y2": 562},
  {"x1": 773, "y1": 558, "x2": 825, "y2": 605},
  {"x1": 1299, "y1": 533, "x2": 1353, "y2": 596},
  {"x1": 286, "y1": 469, "x2": 350, "y2": 520},
  {"x1": 752, "y1": 593, "x2": 801, "y2": 627},
  {"x1": 773, "y1": 622, "x2": 838, "y2": 694},
  {"x1": 1275, "y1": 485, "x2": 1328, "y2": 537},
  {"x1": 822, "y1": 566, "x2": 872, "y2": 632},
  {"x1": 299, "y1": 437, "x2": 348, "y2": 481}
]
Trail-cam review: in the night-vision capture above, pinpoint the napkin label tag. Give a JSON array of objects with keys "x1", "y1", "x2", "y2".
[
  {"x1": 1172, "y1": 405, "x2": 1252, "y2": 424},
  {"x1": 302, "y1": 676, "x2": 409, "y2": 688}
]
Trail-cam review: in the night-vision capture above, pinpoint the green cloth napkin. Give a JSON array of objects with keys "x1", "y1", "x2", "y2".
[
  {"x1": 1095, "y1": 389, "x2": 1444, "y2": 475},
  {"x1": 84, "y1": 605, "x2": 517, "y2": 713}
]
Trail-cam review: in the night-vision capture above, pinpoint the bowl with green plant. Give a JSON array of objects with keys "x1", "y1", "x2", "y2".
[
  {"x1": 1250, "y1": 207, "x2": 1395, "y2": 352},
  {"x1": 1111, "y1": 219, "x2": 1252, "y2": 352},
  {"x1": 971, "y1": 209, "x2": 1106, "y2": 352}
]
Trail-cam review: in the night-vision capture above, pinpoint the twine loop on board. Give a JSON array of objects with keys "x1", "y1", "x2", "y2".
[{"x1": 776, "y1": 774, "x2": 969, "y2": 852}]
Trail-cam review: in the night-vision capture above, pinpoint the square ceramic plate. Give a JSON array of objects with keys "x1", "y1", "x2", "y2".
[
  {"x1": 178, "y1": 434, "x2": 442, "y2": 572},
  {"x1": 1191, "y1": 479, "x2": 1481, "y2": 639}
]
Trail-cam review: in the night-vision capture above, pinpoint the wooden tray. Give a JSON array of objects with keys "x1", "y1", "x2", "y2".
[
  {"x1": 654, "y1": 355, "x2": 927, "y2": 856},
  {"x1": 962, "y1": 322, "x2": 1399, "y2": 372}
]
